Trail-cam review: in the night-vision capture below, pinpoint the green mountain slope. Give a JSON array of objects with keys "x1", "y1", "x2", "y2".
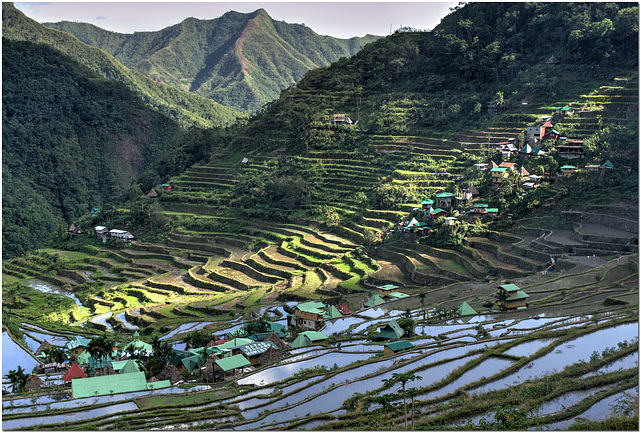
[
  {"x1": 2, "y1": 38, "x2": 186, "y2": 258},
  {"x1": 43, "y1": 9, "x2": 379, "y2": 113},
  {"x1": 2, "y1": 2, "x2": 244, "y2": 129}
]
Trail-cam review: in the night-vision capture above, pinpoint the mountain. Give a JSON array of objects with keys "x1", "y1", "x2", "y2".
[
  {"x1": 43, "y1": 9, "x2": 380, "y2": 113},
  {"x1": 2, "y1": 37, "x2": 187, "y2": 258},
  {"x1": 2, "y1": 2, "x2": 244, "y2": 129}
]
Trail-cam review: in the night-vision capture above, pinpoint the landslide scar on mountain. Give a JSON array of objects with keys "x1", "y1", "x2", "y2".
[{"x1": 235, "y1": 18, "x2": 259, "y2": 77}]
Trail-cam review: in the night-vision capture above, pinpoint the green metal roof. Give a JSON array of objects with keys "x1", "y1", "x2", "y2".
[
  {"x1": 387, "y1": 292, "x2": 409, "y2": 299},
  {"x1": 498, "y1": 283, "x2": 520, "y2": 292},
  {"x1": 420, "y1": 199, "x2": 434, "y2": 205},
  {"x1": 300, "y1": 331, "x2": 328, "y2": 342},
  {"x1": 119, "y1": 359, "x2": 141, "y2": 374},
  {"x1": 378, "y1": 284, "x2": 399, "y2": 291},
  {"x1": 436, "y1": 192, "x2": 454, "y2": 197},
  {"x1": 122, "y1": 339, "x2": 153, "y2": 355},
  {"x1": 72, "y1": 371, "x2": 170, "y2": 398},
  {"x1": 490, "y1": 167, "x2": 508, "y2": 172},
  {"x1": 376, "y1": 319, "x2": 404, "y2": 340},
  {"x1": 76, "y1": 350, "x2": 91, "y2": 364},
  {"x1": 561, "y1": 106, "x2": 574, "y2": 111},
  {"x1": 365, "y1": 294, "x2": 385, "y2": 307},
  {"x1": 457, "y1": 301, "x2": 477, "y2": 316},
  {"x1": 507, "y1": 291, "x2": 530, "y2": 300},
  {"x1": 66, "y1": 337, "x2": 91, "y2": 350},
  {"x1": 474, "y1": 203, "x2": 488, "y2": 208},
  {"x1": 216, "y1": 338, "x2": 254, "y2": 351},
  {"x1": 290, "y1": 334, "x2": 311, "y2": 348},
  {"x1": 384, "y1": 340, "x2": 414, "y2": 352},
  {"x1": 601, "y1": 160, "x2": 614, "y2": 169},
  {"x1": 486, "y1": 208, "x2": 499, "y2": 213},
  {"x1": 323, "y1": 305, "x2": 342, "y2": 319},
  {"x1": 237, "y1": 341, "x2": 278, "y2": 357},
  {"x1": 214, "y1": 354, "x2": 251, "y2": 372},
  {"x1": 561, "y1": 165, "x2": 576, "y2": 169},
  {"x1": 181, "y1": 354, "x2": 203, "y2": 373},
  {"x1": 296, "y1": 301, "x2": 327, "y2": 314}
]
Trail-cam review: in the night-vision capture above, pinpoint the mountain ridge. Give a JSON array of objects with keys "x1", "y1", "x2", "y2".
[{"x1": 42, "y1": 9, "x2": 380, "y2": 112}]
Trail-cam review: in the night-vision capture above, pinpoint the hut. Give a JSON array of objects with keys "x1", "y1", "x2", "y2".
[
  {"x1": 375, "y1": 320, "x2": 405, "y2": 341},
  {"x1": 24, "y1": 375, "x2": 45, "y2": 392},
  {"x1": 94, "y1": 364, "x2": 116, "y2": 377},
  {"x1": 256, "y1": 346, "x2": 282, "y2": 366},
  {"x1": 63, "y1": 362, "x2": 88, "y2": 383},
  {"x1": 383, "y1": 340, "x2": 414, "y2": 356},
  {"x1": 457, "y1": 301, "x2": 477, "y2": 316},
  {"x1": 146, "y1": 189, "x2": 158, "y2": 198},
  {"x1": 155, "y1": 363, "x2": 182, "y2": 384},
  {"x1": 147, "y1": 376, "x2": 159, "y2": 383},
  {"x1": 35, "y1": 340, "x2": 54, "y2": 357},
  {"x1": 263, "y1": 332, "x2": 285, "y2": 349},
  {"x1": 546, "y1": 55, "x2": 559, "y2": 64}
]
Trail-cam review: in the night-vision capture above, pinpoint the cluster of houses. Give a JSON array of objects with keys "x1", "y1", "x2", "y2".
[{"x1": 94, "y1": 226, "x2": 135, "y2": 243}]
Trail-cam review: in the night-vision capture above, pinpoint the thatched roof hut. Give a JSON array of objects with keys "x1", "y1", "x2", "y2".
[
  {"x1": 198, "y1": 354, "x2": 222, "y2": 383},
  {"x1": 147, "y1": 376, "x2": 159, "y2": 383},
  {"x1": 256, "y1": 346, "x2": 281, "y2": 366},
  {"x1": 156, "y1": 363, "x2": 182, "y2": 384},
  {"x1": 264, "y1": 332, "x2": 284, "y2": 349},
  {"x1": 94, "y1": 365, "x2": 116, "y2": 376},
  {"x1": 147, "y1": 189, "x2": 159, "y2": 198},
  {"x1": 24, "y1": 375, "x2": 45, "y2": 392},
  {"x1": 35, "y1": 340, "x2": 54, "y2": 356}
]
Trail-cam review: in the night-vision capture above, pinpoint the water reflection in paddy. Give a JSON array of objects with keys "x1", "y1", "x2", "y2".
[
  {"x1": 469, "y1": 324, "x2": 638, "y2": 395},
  {"x1": 542, "y1": 388, "x2": 638, "y2": 430},
  {"x1": 323, "y1": 316, "x2": 366, "y2": 335},
  {"x1": 25, "y1": 280, "x2": 83, "y2": 306},
  {"x1": 583, "y1": 352, "x2": 639, "y2": 378},
  {"x1": 19, "y1": 329, "x2": 68, "y2": 346},
  {"x1": 2, "y1": 401, "x2": 138, "y2": 430},
  {"x1": 502, "y1": 339, "x2": 555, "y2": 357},
  {"x1": 238, "y1": 352, "x2": 372, "y2": 386},
  {"x1": 90, "y1": 312, "x2": 113, "y2": 331},
  {"x1": 160, "y1": 322, "x2": 216, "y2": 340},
  {"x1": 535, "y1": 386, "x2": 606, "y2": 416},
  {"x1": 2, "y1": 332, "x2": 39, "y2": 377},
  {"x1": 114, "y1": 312, "x2": 139, "y2": 329}
]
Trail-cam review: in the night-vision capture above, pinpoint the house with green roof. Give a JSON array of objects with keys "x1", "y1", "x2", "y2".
[
  {"x1": 496, "y1": 284, "x2": 530, "y2": 310},
  {"x1": 421, "y1": 199, "x2": 434, "y2": 211},
  {"x1": 383, "y1": 340, "x2": 414, "y2": 356},
  {"x1": 121, "y1": 338, "x2": 153, "y2": 357},
  {"x1": 290, "y1": 331, "x2": 328, "y2": 348},
  {"x1": 457, "y1": 301, "x2": 477, "y2": 316},
  {"x1": 214, "y1": 354, "x2": 251, "y2": 380},
  {"x1": 230, "y1": 341, "x2": 279, "y2": 365},
  {"x1": 65, "y1": 336, "x2": 91, "y2": 358},
  {"x1": 490, "y1": 167, "x2": 508, "y2": 185},
  {"x1": 435, "y1": 192, "x2": 454, "y2": 208},
  {"x1": 375, "y1": 319, "x2": 405, "y2": 341},
  {"x1": 560, "y1": 165, "x2": 576, "y2": 177},
  {"x1": 600, "y1": 160, "x2": 614, "y2": 169},
  {"x1": 376, "y1": 284, "x2": 399, "y2": 295},
  {"x1": 71, "y1": 371, "x2": 170, "y2": 398},
  {"x1": 364, "y1": 293, "x2": 385, "y2": 308},
  {"x1": 288, "y1": 301, "x2": 329, "y2": 331}
]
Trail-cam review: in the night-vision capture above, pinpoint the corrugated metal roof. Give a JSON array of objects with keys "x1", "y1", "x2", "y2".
[
  {"x1": 457, "y1": 301, "x2": 477, "y2": 316},
  {"x1": 300, "y1": 331, "x2": 327, "y2": 341},
  {"x1": 237, "y1": 341, "x2": 278, "y2": 357},
  {"x1": 499, "y1": 283, "x2": 520, "y2": 292},
  {"x1": 217, "y1": 338, "x2": 254, "y2": 350},
  {"x1": 378, "y1": 284, "x2": 399, "y2": 291},
  {"x1": 215, "y1": 354, "x2": 251, "y2": 372},
  {"x1": 296, "y1": 301, "x2": 326, "y2": 313},
  {"x1": 376, "y1": 319, "x2": 404, "y2": 340},
  {"x1": 387, "y1": 292, "x2": 409, "y2": 299},
  {"x1": 384, "y1": 340, "x2": 414, "y2": 351},
  {"x1": 72, "y1": 372, "x2": 170, "y2": 398},
  {"x1": 119, "y1": 359, "x2": 141, "y2": 374},
  {"x1": 65, "y1": 337, "x2": 90, "y2": 350}
]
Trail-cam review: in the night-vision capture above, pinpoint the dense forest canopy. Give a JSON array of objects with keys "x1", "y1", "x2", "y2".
[{"x1": 2, "y1": 38, "x2": 185, "y2": 258}]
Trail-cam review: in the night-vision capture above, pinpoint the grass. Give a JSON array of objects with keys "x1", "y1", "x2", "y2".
[{"x1": 2, "y1": 273, "x2": 24, "y2": 285}]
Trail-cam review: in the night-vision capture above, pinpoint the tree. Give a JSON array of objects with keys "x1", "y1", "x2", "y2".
[
  {"x1": 146, "y1": 336, "x2": 176, "y2": 377},
  {"x1": 383, "y1": 372, "x2": 423, "y2": 430},
  {"x1": 87, "y1": 333, "x2": 115, "y2": 360},
  {"x1": 42, "y1": 347, "x2": 67, "y2": 364},
  {"x1": 418, "y1": 290, "x2": 427, "y2": 322},
  {"x1": 7, "y1": 366, "x2": 29, "y2": 393},
  {"x1": 495, "y1": 289, "x2": 509, "y2": 311},
  {"x1": 406, "y1": 387, "x2": 420, "y2": 430},
  {"x1": 372, "y1": 393, "x2": 396, "y2": 424}
]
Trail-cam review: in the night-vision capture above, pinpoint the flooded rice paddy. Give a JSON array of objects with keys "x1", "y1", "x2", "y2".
[{"x1": 3, "y1": 311, "x2": 637, "y2": 430}]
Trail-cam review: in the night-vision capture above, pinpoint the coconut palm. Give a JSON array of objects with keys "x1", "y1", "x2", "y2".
[{"x1": 7, "y1": 366, "x2": 28, "y2": 393}]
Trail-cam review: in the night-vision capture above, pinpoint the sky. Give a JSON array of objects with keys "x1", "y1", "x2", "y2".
[{"x1": 14, "y1": 2, "x2": 458, "y2": 39}]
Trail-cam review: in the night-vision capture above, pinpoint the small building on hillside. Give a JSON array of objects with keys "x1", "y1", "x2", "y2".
[
  {"x1": 383, "y1": 340, "x2": 414, "y2": 356},
  {"x1": 161, "y1": 184, "x2": 172, "y2": 191},
  {"x1": 63, "y1": 362, "x2": 88, "y2": 383},
  {"x1": 543, "y1": 129, "x2": 560, "y2": 141},
  {"x1": 585, "y1": 164, "x2": 601, "y2": 172},
  {"x1": 499, "y1": 161, "x2": 517, "y2": 171},
  {"x1": 601, "y1": 160, "x2": 614, "y2": 169},
  {"x1": 557, "y1": 139, "x2": 584, "y2": 159},
  {"x1": 421, "y1": 199, "x2": 434, "y2": 211},
  {"x1": 375, "y1": 319, "x2": 405, "y2": 341},
  {"x1": 496, "y1": 283, "x2": 529, "y2": 310},
  {"x1": 330, "y1": 114, "x2": 352, "y2": 125},
  {"x1": 90, "y1": 208, "x2": 101, "y2": 217},
  {"x1": 471, "y1": 203, "x2": 488, "y2": 216},
  {"x1": 68, "y1": 224, "x2": 85, "y2": 236},
  {"x1": 527, "y1": 125, "x2": 548, "y2": 145},
  {"x1": 435, "y1": 192, "x2": 454, "y2": 208},
  {"x1": 519, "y1": 144, "x2": 545, "y2": 159},
  {"x1": 109, "y1": 229, "x2": 135, "y2": 241},
  {"x1": 233, "y1": 341, "x2": 280, "y2": 365},
  {"x1": 560, "y1": 165, "x2": 577, "y2": 177},
  {"x1": 65, "y1": 337, "x2": 91, "y2": 358},
  {"x1": 288, "y1": 301, "x2": 332, "y2": 331},
  {"x1": 146, "y1": 189, "x2": 158, "y2": 198},
  {"x1": 430, "y1": 208, "x2": 448, "y2": 219},
  {"x1": 555, "y1": 106, "x2": 576, "y2": 116},
  {"x1": 290, "y1": 331, "x2": 328, "y2": 348},
  {"x1": 365, "y1": 294, "x2": 386, "y2": 308},
  {"x1": 376, "y1": 284, "x2": 399, "y2": 296},
  {"x1": 457, "y1": 301, "x2": 477, "y2": 316},
  {"x1": 490, "y1": 167, "x2": 509, "y2": 185},
  {"x1": 474, "y1": 163, "x2": 489, "y2": 172},
  {"x1": 337, "y1": 302, "x2": 351, "y2": 315}
]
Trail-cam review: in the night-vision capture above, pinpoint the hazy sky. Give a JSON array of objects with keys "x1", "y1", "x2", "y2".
[{"x1": 14, "y1": 2, "x2": 458, "y2": 39}]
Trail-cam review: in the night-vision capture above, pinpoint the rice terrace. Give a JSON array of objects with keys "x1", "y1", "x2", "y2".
[{"x1": 2, "y1": 2, "x2": 639, "y2": 431}]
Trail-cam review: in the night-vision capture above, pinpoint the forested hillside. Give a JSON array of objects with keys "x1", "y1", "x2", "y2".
[
  {"x1": 44, "y1": 9, "x2": 379, "y2": 113},
  {"x1": 2, "y1": 38, "x2": 186, "y2": 258},
  {"x1": 2, "y1": 2, "x2": 244, "y2": 129}
]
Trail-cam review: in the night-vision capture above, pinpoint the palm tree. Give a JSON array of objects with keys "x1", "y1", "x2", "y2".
[
  {"x1": 384, "y1": 372, "x2": 423, "y2": 430},
  {"x1": 418, "y1": 290, "x2": 427, "y2": 322},
  {"x1": 87, "y1": 333, "x2": 115, "y2": 361},
  {"x1": 7, "y1": 366, "x2": 28, "y2": 393},
  {"x1": 43, "y1": 347, "x2": 67, "y2": 364}
]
